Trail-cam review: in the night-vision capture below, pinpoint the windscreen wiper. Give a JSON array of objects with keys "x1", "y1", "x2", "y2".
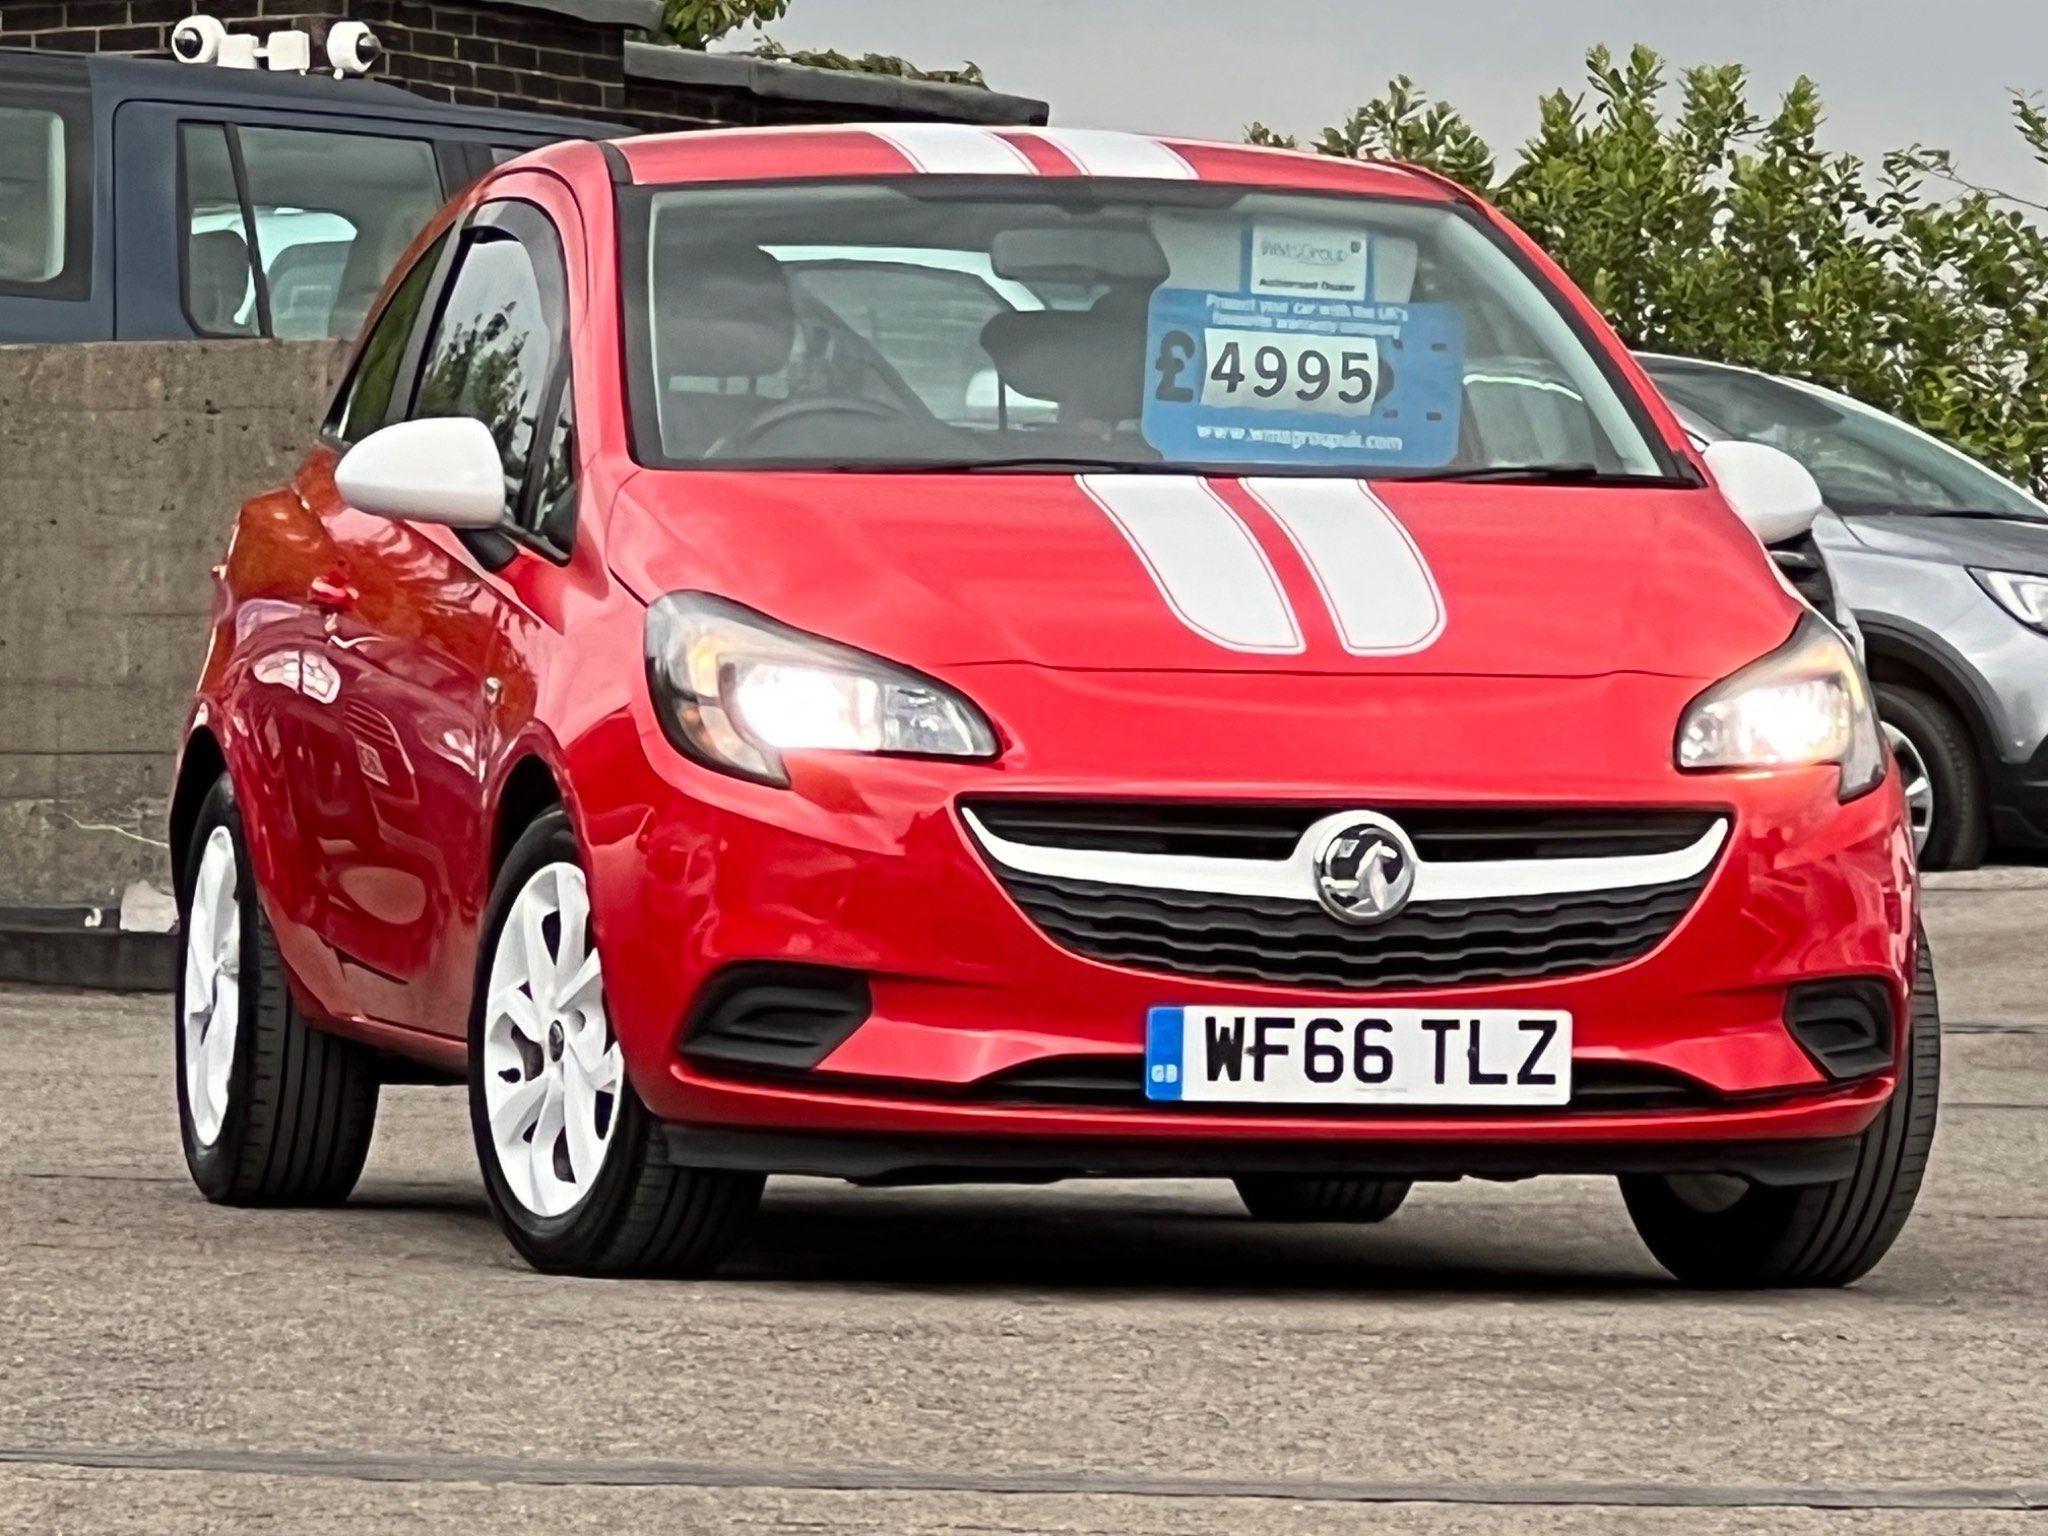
[{"x1": 1394, "y1": 463, "x2": 1702, "y2": 487}]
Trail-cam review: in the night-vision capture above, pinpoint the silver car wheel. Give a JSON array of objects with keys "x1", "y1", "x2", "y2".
[
  {"x1": 480, "y1": 862, "x2": 622, "y2": 1220},
  {"x1": 1883, "y1": 721, "x2": 1935, "y2": 858},
  {"x1": 181, "y1": 826, "x2": 242, "y2": 1147}
]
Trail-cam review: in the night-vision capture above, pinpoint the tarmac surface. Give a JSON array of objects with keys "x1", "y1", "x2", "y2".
[{"x1": 3, "y1": 879, "x2": 2044, "y2": 1533}]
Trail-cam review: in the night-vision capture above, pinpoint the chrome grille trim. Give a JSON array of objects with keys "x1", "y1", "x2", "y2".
[{"x1": 962, "y1": 808, "x2": 1728, "y2": 907}]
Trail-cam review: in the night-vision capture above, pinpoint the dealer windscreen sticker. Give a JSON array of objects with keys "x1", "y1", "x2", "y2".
[
  {"x1": 1143, "y1": 289, "x2": 1465, "y2": 468},
  {"x1": 1249, "y1": 221, "x2": 1369, "y2": 299}
]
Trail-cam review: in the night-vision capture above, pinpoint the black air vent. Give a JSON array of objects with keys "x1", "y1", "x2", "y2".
[
  {"x1": 679, "y1": 964, "x2": 871, "y2": 1073},
  {"x1": 1785, "y1": 979, "x2": 1896, "y2": 1081}
]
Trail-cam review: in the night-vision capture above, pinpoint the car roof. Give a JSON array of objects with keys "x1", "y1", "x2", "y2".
[
  {"x1": 607, "y1": 123, "x2": 1462, "y2": 202},
  {"x1": 0, "y1": 47, "x2": 627, "y2": 139}
]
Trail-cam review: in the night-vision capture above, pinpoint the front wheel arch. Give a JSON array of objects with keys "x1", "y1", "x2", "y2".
[{"x1": 169, "y1": 726, "x2": 228, "y2": 899}]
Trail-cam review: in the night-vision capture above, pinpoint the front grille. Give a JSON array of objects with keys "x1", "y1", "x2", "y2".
[
  {"x1": 964, "y1": 799, "x2": 1719, "y2": 864},
  {"x1": 972, "y1": 1055, "x2": 1711, "y2": 1112},
  {"x1": 985, "y1": 868, "x2": 1709, "y2": 989}
]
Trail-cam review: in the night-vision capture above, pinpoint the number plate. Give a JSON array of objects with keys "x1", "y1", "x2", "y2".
[{"x1": 1144, "y1": 1006, "x2": 1572, "y2": 1107}]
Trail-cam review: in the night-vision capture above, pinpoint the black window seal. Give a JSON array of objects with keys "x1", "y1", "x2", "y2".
[{"x1": 220, "y1": 123, "x2": 274, "y2": 338}]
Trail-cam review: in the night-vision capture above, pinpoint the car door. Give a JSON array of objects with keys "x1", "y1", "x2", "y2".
[{"x1": 305, "y1": 198, "x2": 574, "y2": 1038}]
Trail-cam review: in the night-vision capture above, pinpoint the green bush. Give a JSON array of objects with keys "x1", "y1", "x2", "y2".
[{"x1": 1251, "y1": 46, "x2": 2048, "y2": 494}]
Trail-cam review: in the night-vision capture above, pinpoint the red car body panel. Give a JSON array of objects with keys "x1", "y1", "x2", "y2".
[{"x1": 177, "y1": 127, "x2": 1919, "y2": 1172}]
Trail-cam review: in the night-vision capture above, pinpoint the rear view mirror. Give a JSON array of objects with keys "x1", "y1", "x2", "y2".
[
  {"x1": 336, "y1": 417, "x2": 506, "y2": 530},
  {"x1": 991, "y1": 226, "x2": 1169, "y2": 285},
  {"x1": 1703, "y1": 440, "x2": 1823, "y2": 546}
]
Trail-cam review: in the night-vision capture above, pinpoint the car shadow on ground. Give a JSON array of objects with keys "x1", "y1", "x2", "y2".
[
  {"x1": 714, "y1": 1183, "x2": 1671, "y2": 1298},
  {"x1": 339, "y1": 1174, "x2": 1674, "y2": 1295}
]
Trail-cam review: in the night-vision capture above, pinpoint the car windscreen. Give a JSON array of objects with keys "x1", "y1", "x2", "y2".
[
  {"x1": 1648, "y1": 362, "x2": 2048, "y2": 522},
  {"x1": 622, "y1": 180, "x2": 1673, "y2": 476},
  {"x1": 0, "y1": 107, "x2": 69, "y2": 288}
]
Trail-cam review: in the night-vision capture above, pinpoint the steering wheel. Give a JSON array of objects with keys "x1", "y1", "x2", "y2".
[{"x1": 703, "y1": 396, "x2": 910, "y2": 459}]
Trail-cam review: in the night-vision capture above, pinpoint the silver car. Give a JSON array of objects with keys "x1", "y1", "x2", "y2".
[{"x1": 1642, "y1": 355, "x2": 2048, "y2": 870}]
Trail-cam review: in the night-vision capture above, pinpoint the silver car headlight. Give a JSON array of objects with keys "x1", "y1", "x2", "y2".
[
  {"x1": 1972, "y1": 568, "x2": 2048, "y2": 634},
  {"x1": 1676, "y1": 614, "x2": 1886, "y2": 800},
  {"x1": 645, "y1": 593, "x2": 999, "y2": 786}
]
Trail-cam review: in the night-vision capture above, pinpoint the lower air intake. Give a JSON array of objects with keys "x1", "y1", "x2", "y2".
[{"x1": 679, "y1": 963, "x2": 870, "y2": 1073}]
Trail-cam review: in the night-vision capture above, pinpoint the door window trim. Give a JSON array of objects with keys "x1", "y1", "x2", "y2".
[{"x1": 405, "y1": 197, "x2": 578, "y2": 565}]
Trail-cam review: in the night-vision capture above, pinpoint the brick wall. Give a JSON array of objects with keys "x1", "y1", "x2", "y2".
[
  {"x1": 1, "y1": 1, "x2": 641, "y2": 118},
  {"x1": 0, "y1": 1, "x2": 1049, "y2": 129}
]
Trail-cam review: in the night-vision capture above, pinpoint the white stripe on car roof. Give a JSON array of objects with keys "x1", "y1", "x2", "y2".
[
  {"x1": 1021, "y1": 128, "x2": 1199, "y2": 180},
  {"x1": 869, "y1": 123, "x2": 1038, "y2": 176}
]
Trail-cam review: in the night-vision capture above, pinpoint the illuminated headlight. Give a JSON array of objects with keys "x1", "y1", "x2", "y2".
[
  {"x1": 1676, "y1": 614, "x2": 1885, "y2": 800},
  {"x1": 645, "y1": 593, "x2": 998, "y2": 785},
  {"x1": 1973, "y1": 568, "x2": 2048, "y2": 633}
]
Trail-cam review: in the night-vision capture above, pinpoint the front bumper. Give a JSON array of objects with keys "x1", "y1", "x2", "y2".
[
  {"x1": 579, "y1": 666, "x2": 1918, "y2": 1168},
  {"x1": 1990, "y1": 735, "x2": 2048, "y2": 850}
]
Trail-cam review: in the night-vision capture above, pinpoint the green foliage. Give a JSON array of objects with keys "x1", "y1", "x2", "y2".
[
  {"x1": 1253, "y1": 45, "x2": 2048, "y2": 493},
  {"x1": 658, "y1": 0, "x2": 789, "y2": 50},
  {"x1": 746, "y1": 39, "x2": 986, "y2": 87},
  {"x1": 652, "y1": 0, "x2": 984, "y2": 85}
]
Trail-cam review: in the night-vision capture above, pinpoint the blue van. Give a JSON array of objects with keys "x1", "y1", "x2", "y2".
[{"x1": 0, "y1": 49, "x2": 620, "y2": 344}]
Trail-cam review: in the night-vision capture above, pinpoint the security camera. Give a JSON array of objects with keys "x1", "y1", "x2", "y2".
[
  {"x1": 264, "y1": 28, "x2": 313, "y2": 73},
  {"x1": 170, "y1": 13, "x2": 227, "y2": 65},
  {"x1": 325, "y1": 21, "x2": 381, "y2": 77}
]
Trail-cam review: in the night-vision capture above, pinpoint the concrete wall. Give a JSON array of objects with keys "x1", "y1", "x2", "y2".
[{"x1": 0, "y1": 341, "x2": 346, "y2": 909}]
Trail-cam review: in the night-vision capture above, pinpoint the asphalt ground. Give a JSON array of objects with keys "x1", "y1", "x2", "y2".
[{"x1": 3, "y1": 878, "x2": 2044, "y2": 1534}]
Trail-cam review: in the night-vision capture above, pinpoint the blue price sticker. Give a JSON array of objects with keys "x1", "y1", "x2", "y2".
[{"x1": 1142, "y1": 289, "x2": 1465, "y2": 468}]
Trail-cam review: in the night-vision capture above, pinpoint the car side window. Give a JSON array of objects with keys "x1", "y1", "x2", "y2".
[
  {"x1": 410, "y1": 205, "x2": 572, "y2": 548},
  {"x1": 331, "y1": 230, "x2": 449, "y2": 445}
]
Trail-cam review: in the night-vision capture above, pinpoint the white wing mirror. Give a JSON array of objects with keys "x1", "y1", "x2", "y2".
[
  {"x1": 1703, "y1": 440, "x2": 1824, "y2": 546},
  {"x1": 335, "y1": 417, "x2": 507, "y2": 530}
]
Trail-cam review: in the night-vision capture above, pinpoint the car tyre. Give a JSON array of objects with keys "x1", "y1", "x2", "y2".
[
  {"x1": 1234, "y1": 1175, "x2": 1412, "y2": 1223},
  {"x1": 1620, "y1": 926, "x2": 1939, "y2": 1288},
  {"x1": 1876, "y1": 682, "x2": 1986, "y2": 871},
  {"x1": 176, "y1": 776, "x2": 380, "y2": 1205},
  {"x1": 467, "y1": 810, "x2": 762, "y2": 1276}
]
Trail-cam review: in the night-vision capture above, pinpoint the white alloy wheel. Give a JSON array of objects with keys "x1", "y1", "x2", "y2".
[
  {"x1": 1883, "y1": 721, "x2": 1935, "y2": 858},
  {"x1": 481, "y1": 862, "x2": 623, "y2": 1219},
  {"x1": 182, "y1": 825, "x2": 242, "y2": 1146}
]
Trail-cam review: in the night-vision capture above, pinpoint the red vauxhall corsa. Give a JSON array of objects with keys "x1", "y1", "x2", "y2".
[{"x1": 170, "y1": 124, "x2": 1935, "y2": 1287}]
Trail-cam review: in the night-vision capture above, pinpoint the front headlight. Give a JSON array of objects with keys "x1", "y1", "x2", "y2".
[
  {"x1": 1973, "y1": 568, "x2": 2048, "y2": 633},
  {"x1": 644, "y1": 592, "x2": 999, "y2": 786},
  {"x1": 1676, "y1": 614, "x2": 1886, "y2": 800}
]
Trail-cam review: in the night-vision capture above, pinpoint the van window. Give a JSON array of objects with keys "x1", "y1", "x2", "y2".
[
  {"x1": 181, "y1": 124, "x2": 259, "y2": 337},
  {"x1": 179, "y1": 122, "x2": 446, "y2": 340},
  {"x1": 0, "y1": 107, "x2": 67, "y2": 287}
]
